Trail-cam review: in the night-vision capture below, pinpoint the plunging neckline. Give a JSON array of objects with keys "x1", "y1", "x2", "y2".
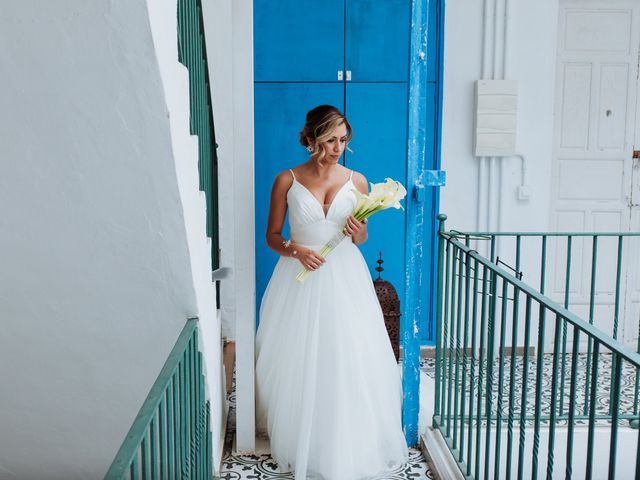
[{"x1": 293, "y1": 177, "x2": 353, "y2": 219}]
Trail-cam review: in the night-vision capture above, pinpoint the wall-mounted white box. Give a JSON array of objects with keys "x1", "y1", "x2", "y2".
[{"x1": 474, "y1": 80, "x2": 518, "y2": 156}]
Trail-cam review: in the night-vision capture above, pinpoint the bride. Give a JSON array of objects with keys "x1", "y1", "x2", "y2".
[{"x1": 255, "y1": 105, "x2": 408, "y2": 480}]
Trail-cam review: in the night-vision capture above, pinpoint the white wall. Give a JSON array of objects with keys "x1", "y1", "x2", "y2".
[
  {"x1": 202, "y1": 0, "x2": 257, "y2": 452},
  {"x1": 146, "y1": 0, "x2": 224, "y2": 469},
  {"x1": 0, "y1": 1, "x2": 218, "y2": 477},
  {"x1": 441, "y1": 0, "x2": 559, "y2": 233}
]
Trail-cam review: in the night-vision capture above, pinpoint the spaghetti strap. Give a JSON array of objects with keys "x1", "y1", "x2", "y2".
[
  {"x1": 349, "y1": 170, "x2": 353, "y2": 181},
  {"x1": 289, "y1": 169, "x2": 297, "y2": 181}
]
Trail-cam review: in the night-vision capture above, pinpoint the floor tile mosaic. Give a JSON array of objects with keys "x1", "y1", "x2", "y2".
[
  {"x1": 218, "y1": 371, "x2": 435, "y2": 479},
  {"x1": 421, "y1": 352, "x2": 639, "y2": 426}
]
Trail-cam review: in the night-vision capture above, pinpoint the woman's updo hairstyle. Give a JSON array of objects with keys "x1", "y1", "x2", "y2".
[{"x1": 299, "y1": 105, "x2": 352, "y2": 161}]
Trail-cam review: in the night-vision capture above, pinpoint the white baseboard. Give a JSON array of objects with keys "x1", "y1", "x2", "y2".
[{"x1": 421, "y1": 427, "x2": 466, "y2": 480}]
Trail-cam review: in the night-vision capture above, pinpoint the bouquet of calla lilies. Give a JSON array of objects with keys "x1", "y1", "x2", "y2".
[{"x1": 295, "y1": 178, "x2": 407, "y2": 282}]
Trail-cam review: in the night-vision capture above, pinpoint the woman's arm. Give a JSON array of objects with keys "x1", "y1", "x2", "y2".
[
  {"x1": 265, "y1": 172, "x2": 326, "y2": 270},
  {"x1": 345, "y1": 171, "x2": 369, "y2": 245}
]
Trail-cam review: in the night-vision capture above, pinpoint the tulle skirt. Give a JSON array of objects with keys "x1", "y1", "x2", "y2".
[{"x1": 255, "y1": 238, "x2": 408, "y2": 480}]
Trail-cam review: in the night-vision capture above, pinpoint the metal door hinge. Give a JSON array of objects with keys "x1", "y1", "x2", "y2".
[
  {"x1": 337, "y1": 70, "x2": 343, "y2": 81},
  {"x1": 633, "y1": 150, "x2": 640, "y2": 159},
  {"x1": 346, "y1": 70, "x2": 352, "y2": 81}
]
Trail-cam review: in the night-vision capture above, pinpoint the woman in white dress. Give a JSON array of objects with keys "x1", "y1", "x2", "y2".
[{"x1": 255, "y1": 105, "x2": 408, "y2": 480}]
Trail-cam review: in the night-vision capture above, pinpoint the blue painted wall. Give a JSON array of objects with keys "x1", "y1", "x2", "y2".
[{"x1": 253, "y1": 0, "x2": 443, "y2": 342}]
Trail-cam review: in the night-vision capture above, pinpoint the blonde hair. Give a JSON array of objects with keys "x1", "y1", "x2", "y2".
[{"x1": 299, "y1": 105, "x2": 353, "y2": 161}]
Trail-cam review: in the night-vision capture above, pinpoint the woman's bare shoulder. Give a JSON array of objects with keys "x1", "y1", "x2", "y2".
[
  {"x1": 350, "y1": 170, "x2": 368, "y2": 193},
  {"x1": 272, "y1": 169, "x2": 296, "y2": 189}
]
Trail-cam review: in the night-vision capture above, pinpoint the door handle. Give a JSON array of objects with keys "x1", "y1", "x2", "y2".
[{"x1": 413, "y1": 183, "x2": 425, "y2": 203}]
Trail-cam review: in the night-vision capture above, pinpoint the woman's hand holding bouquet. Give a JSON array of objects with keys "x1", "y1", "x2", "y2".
[{"x1": 295, "y1": 178, "x2": 407, "y2": 282}]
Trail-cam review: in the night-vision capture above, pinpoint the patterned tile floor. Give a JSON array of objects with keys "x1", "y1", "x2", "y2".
[
  {"x1": 218, "y1": 352, "x2": 635, "y2": 478},
  {"x1": 218, "y1": 372, "x2": 435, "y2": 480},
  {"x1": 421, "y1": 352, "x2": 640, "y2": 426}
]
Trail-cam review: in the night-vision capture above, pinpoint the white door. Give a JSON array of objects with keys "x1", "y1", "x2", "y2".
[
  {"x1": 625, "y1": 82, "x2": 640, "y2": 347},
  {"x1": 551, "y1": 0, "x2": 640, "y2": 348}
]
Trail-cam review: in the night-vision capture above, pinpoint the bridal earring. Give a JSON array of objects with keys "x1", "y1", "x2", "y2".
[{"x1": 307, "y1": 145, "x2": 313, "y2": 153}]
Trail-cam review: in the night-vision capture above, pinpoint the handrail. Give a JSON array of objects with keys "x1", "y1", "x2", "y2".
[
  {"x1": 446, "y1": 230, "x2": 640, "y2": 237},
  {"x1": 440, "y1": 231, "x2": 640, "y2": 368},
  {"x1": 434, "y1": 214, "x2": 640, "y2": 479},
  {"x1": 104, "y1": 318, "x2": 212, "y2": 479},
  {"x1": 177, "y1": 0, "x2": 219, "y2": 272}
]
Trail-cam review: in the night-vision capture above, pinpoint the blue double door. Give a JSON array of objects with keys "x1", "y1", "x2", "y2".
[{"x1": 254, "y1": 0, "x2": 420, "y2": 336}]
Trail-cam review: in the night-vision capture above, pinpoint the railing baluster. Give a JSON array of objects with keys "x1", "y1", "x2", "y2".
[
  {"x1": 506, "y1": 236, "x2": 521, "y2": 477},
  {"x1": 565, "y1": 326, "x2": 580, "y2": 480},
  {"x1": 200, "y1": 353, "x2": 205, "y2": 478},
  {"x1": 484, "y1": 270, "x2": 498, "y2": 480},
  {"x1": 446, "y1": 247, "x2": 459, "y2": 437},
  {"x1": 438, "y1": 240, "x2": 452, "y2": 422},
  {"x1": 452, "y1": 247, "x2": 464, "y2": 449},
  {"x1": 517, "y1": 296, "x2": 532, "y2": 480},
  {"x1": 612, "y1": 236, "x2": 623, "y2": 340},
  {"x1": 493, "y1": 280, "x2": 509, "y2": 479},
  {"x1": 187, "y1": 338, "x2": 193, "y2": 475},
  {"x1": 465, "y1": 256, "x2": 480, "y2": 476},
  {"x1": 190, "y1": 333, "x2": 197, "y2": 471},
  {"x1": 131, "y1": 452, "x2": 139, "y2": 480},
  {"x1": 584, "y1": 236, "x2": 598, "y2": 416},
  {"x1": 490, "y1": 235, "x2": 496, "y2": 263},
  {"x1": 540, "y1": 236, "x2": 548, "y2": 295},
  {"x1": 560, "y1": 236, "x2": 572, "y2": 418},
  {"x1": 207, "y1": 402, "x2": 212, "y2": 480},
  {"x1": 474, "y1": 264, "x2": 489, "y2": 480},
  {"x1": 173, "y1": 372, "x2": 180, "y2": 479},
  {"x1": 531, "y1": 305, "x2": 547, "y2": 479},
  {"x1": 458, "y1": 250, "x2": 471, "y2": 463},
  {"x1": 181, "y1": 355, "x2": 188, "y2": 478},
  {"x1": 506, "y1": 285, "x2": 520, "y2": 478},
  {"x1": 585, "y1": 342, "x2": 600, "y2": 480},
  {"x1": 610, "y1": 236, "x2": 623, "y2": 416},
  {"x1": 167, "y1": 381, "x2": 174, "y2": 477},
  {"x1": 159, "y1": 398, "x2": 166, "y2": 480},
  {"x1": 608, "y1": 353, "x2": 622, "y2": 479},
  {"x1": 636, "y1": 324, "x2": 640, "y2": 418},
  {"x1": 150, "y1": 416, "x2": 157, "y2": 480},
  {"x1": 434, "y1": 215, "x2": 447, "y2": 419},
  {"x1": 546, "y1": 315, "x2": 563, "y2": 479},
  {"x1": 141, "y1": 432, "x2": 148, "y2": 480}
]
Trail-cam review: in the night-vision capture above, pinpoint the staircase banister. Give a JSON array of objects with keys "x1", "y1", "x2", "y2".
[{"x1": 104, "y1": 317, "x2": 199, "y2": 479}]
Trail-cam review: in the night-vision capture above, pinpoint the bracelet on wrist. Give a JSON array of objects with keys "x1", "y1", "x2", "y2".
[{"x1": 282, "y1": 239, "x2": 297, "y2": 257}]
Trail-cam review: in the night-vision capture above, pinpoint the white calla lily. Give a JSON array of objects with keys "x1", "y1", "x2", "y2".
[{"x1": 296, "y1": 177, "x2": 407, "y2": 282}]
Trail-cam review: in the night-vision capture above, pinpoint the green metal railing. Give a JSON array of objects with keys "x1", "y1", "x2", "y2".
[
  {"x1": 104, "y1": 319, "x2": 212, "y2": 479},
  {"x1": 444, "y1": 223, "x2": 640, "y2": 421},
  {"x1": 177, "y1": 0, "x2": 220, "y2": 273},
  {"x1": 433, "y1": 214, "x2": 640, "y2": 479}
]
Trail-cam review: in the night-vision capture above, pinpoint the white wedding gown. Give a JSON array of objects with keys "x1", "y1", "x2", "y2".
[{"x1": 255, "y1": 169, "x2": 408, "y2": 480}]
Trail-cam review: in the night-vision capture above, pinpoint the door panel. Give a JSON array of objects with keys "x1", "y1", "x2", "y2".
[
  {"x1": 551, "y1": 1, "x2": 640, "y2": 348},
  {"x1": 254, "y1": 0, "x2": 345, "y2": 82},
  {"x1": 254, "y1": 83, "x2": 344, "y2": 310},
  {"x1": 345, "y1": 0, "x2": 410, "y2": 82},
  {"x1": 345, "y1": 83, "x2": 408, "y2": 307}
]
